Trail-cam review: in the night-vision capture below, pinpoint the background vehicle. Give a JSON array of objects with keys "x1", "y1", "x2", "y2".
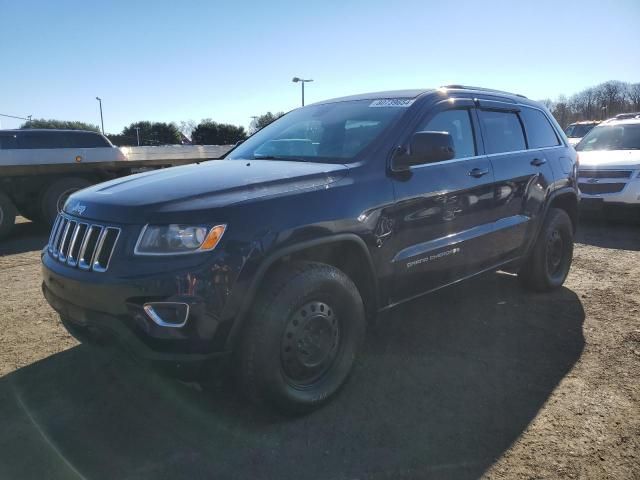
[
  {"x1": 0, "y1": 129, "x2": 231, "y2": 239},
  {"x1": 565, "y1": 121, "x2": 600, "y2": 146},
  {"x1": 575, "y1": 117, "x2": 640, "y2": 213},
  {"x1": 41, "y1": 86, "x2": 579, "y2": 414}
]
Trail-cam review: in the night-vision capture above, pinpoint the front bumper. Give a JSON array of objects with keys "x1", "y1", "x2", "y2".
[
  {"x1": 42, "y1": 249, "x2": 237, "y2": 369},
  {"x1": 578, "y1": 170, "x2": 640, "y2": 205}
]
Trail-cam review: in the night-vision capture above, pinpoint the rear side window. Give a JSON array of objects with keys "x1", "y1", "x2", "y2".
[
  {"x1": 0, "y1": 134, "x2": 18, "y2": 149},
  {"x1": 416, "y1": 109, "x2": 476, "y2": 159},
  {"x1": 19, "y1": 132, "x2": 69, "y2": 149},
  {"x1": 17, "y1": 131, "x2": 109, "y2": 149},
  {"x1": 478, "y1": 110, "x2": 526, "y2": 154},
  {"x1": 69, "y1": 132, "x2": 110, "y2": 147},
  {"x1": 520, "y1": 108, "x2": 560, "y2": 148}
]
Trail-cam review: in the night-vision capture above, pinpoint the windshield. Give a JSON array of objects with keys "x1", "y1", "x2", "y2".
[
  {"x1": 576, "y1": 123, "x2": 640, "y2": 151},
  {"x1": 227, "y1": 99, "x2": 409, "y2": 163},
  {"x1": 565, "y1": 124, "x2": 595, "y2": 138}
]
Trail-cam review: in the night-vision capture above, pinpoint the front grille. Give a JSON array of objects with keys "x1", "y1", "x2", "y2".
[
  {"x1": 578, "y1": 169, "x2": 632, "y2": 179},
  {"x1": 578, "y1": 183, "x2": 626, "y2": 195},
  {"x1": 48, "y1": 214, "x2": 120, "y2": 272}
]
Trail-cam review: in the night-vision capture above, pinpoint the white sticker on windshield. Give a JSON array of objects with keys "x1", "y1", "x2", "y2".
[{"x1": 369, "y1": 98, "x2": 416, "y2": 108}]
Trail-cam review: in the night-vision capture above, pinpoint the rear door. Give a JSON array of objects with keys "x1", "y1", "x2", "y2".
[
  {"x1": 388, "y1": 99, "x2": 496, "y2": 304},
  {"x1": 476, "y1": 101, "x2": 556, "y2": 263}
]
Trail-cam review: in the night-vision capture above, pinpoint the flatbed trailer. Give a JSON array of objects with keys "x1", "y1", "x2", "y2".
[{"x1": 0, "y1": 129, "x2": 233, "y2": 239}]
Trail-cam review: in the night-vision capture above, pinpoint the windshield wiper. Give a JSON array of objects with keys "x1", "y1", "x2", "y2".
[{"x1": 253, "y1": 155, "x2": 309, "y2": 162}]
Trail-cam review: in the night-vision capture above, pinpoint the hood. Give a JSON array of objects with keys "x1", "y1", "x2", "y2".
[
  {"x1": 577, "y1": 150, "x2": 640, "y2": 169},
  {"x1": 64, "y1": 159, "x2": 349, "y2": 224}
]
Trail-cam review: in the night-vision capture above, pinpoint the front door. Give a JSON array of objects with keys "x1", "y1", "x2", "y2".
[{"x1": 388, "y1": 101, "x2": 496, "y2": 304}]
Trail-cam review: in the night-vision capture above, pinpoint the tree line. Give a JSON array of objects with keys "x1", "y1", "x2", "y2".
[
  {"x1": 540, "y1": 80, "x2": 640, "y2": 128},
  {"x1": 20, "y1": 112, "x2": 285, "y2": 146},
  {"x1": 23, "y1": 80, "x2": 639, "y2": 144}
]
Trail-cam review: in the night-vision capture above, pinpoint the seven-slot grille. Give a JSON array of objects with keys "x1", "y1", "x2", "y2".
[{"x1": 48, "y1": 214, "x2": 120, "y2": 272}]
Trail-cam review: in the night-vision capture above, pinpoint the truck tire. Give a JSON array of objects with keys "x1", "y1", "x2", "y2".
[
  {"x1": 237, "y1": 261, "x2": 365, "y2": 414},
  {"x1": 519, "y1": 208, "x2": 574, "y2": 292},
  {"x1": 41, "y1": 177, "x2": 93, "y2": 225},
  {"x1": 0, "y1": 190, "x2": 17, "y2": 240}
]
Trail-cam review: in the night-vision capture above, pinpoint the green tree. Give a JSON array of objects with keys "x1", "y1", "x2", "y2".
[
  {"x1": 192, "y1": 120, "x2": 247, "y2": 145},
  {"x1": 249, "y1": 111, "x2": 285, "y2": 134},
  {"x1": 121, "y1": 121, "x2": 181, "y2": 145},
  {"x1": 20, "y1": 119, "x2": 100, "y2": 132}
]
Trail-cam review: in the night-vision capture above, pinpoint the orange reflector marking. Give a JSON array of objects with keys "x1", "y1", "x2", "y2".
[{"x1": 201, "y1": 225, "x2": 226, "y2": 250}]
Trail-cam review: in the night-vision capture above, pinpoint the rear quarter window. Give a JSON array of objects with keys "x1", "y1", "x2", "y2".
[
  {"x1": 478, "y1": 110, "x2": 526, "y2": 154},
  {"x1": 520, "y1": 108, "x2": 560, "y2": 148}
]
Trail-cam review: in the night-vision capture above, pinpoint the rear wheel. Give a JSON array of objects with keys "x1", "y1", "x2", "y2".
[
  {"x1": 41, "y1": 177, "x2": 93, "y2": 225},
  {"x1": 0, "y1": 190, "x2": 17, "y2": 240},
  {"x1": 237, "y1": 261, "x2": 365, "y2": 414},
  {"x1": 519, "y1": 208, "x2": 574, "y2": 291}
]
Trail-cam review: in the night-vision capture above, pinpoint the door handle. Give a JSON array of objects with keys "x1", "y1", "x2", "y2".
[
  {"x1": 468, "y1": 167, "x2": 489, "y2": 178},
  {"x1": 531, "y1": 157, "x2": 547, "y2": 166}
]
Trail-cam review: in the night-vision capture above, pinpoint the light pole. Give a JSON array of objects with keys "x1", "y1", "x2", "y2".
[
  {"x1": 95, "y1": 97, "x2": 104, "y2": 134},
  {"x1": 292, "y1": 77, "x2": 313, "y2": 106},
  {"x1": 134, "y1": 127, "x2": 141, "y2": 146}
]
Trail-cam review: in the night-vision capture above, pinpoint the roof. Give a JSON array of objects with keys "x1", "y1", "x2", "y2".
[
  {"x1": 599, "y1": 118, "x2": 640, "y2": 126},
  {"x1": 311, "y1": 85, "x2": 540, "y2": 108},
  {"x1": 310, "y1": 89, "x2": 431, "y2": 105},
  {"x1": 0, "y1": 129, "x2": 101, "y2": 134},
  {"x1": 568, "y1": 121, "x2": 601, "y2": 126}
]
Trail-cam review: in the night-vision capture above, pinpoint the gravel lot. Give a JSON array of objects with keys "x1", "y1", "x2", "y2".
[{"x1": 0, "y1": 215, "x2": 638, "y2": 480}]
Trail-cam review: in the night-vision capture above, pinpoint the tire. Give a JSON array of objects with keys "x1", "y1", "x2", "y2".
[
  {"x1": 41, "y1": 177, "x2": 93, "y2": 225},
  {"x1": 519, "y1": 208, "x2": 574, "y2": 292},
  {"x1": 0, "y1": 190, "x2": 17, "y2": 240},
  {"x1": 237, "y1": 261, "x2": 365, "y2": 414}
]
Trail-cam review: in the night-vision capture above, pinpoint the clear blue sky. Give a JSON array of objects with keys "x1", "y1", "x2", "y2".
[{"x1": 1, "y1": 0, "x2": 639, "y2": 133}]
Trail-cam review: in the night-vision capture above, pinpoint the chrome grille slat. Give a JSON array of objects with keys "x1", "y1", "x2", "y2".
[
  {"x1": 57, "y1": 221, "x2": 75, "y2": 262},
  {"x1": 48, "y1": 216, "x2": 62, "y2": 253},
  {"x1": 67, "y1": 223, "x2": 88, "y2": 267},
  {"x1": 78, "y1": 225, "x2": 101, "y2": 270},
  {"x1": 52, "y1": 218, "x2": 68, "y2": 258},
  {"x1": 47, "y1": 214, "x2": 120, "y2": 273}
]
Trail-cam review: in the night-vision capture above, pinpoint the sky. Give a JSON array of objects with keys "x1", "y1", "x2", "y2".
[{"x1": 1, "y1": 0, "x2": 639, "y2": 133}]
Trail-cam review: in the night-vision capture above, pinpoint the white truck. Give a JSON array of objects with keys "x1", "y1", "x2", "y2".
[{"x1": 0, "y1": 129, "x2": 232, "y2": 239}]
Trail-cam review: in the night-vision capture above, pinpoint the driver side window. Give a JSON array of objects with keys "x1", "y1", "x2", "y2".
[{"x1": 416, "y1": 109, "x2": 476, "y2": 159}]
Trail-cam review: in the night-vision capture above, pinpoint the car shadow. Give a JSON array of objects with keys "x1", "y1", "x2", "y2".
[
  {"x1": 0, "y1": 219, "x2": 49, "y2": 256},
  {"x1": 0, "y1": 272, "x2": 585, "y2": 480},
  {"x1": 576, "y1": 214, "x2": 640, "y2": 251}
]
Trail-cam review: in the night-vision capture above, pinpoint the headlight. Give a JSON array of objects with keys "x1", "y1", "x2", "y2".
[{"x1": 134, "y1": 224, "x2": 226, "y2": 255}]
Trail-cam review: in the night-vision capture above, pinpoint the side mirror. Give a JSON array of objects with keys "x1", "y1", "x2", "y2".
[{"x1": 393, "y1": 131, "x2": 455, "y2": 171}]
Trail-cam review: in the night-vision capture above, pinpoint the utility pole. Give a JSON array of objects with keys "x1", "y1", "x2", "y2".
[{"x1": 134, "y1": 127, "x2": 141, "y2": 146}]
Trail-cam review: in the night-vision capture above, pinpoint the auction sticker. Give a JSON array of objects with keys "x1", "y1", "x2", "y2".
[{"x1": 369, "y1": 98, "x2": 416, "y2": 107}]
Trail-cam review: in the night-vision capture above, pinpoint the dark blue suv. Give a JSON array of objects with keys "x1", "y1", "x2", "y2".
[{"x1": 42, "y1": 85, "x2": 579, "y2": 413}]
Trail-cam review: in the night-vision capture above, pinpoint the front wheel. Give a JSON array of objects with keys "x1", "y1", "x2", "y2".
[
  {"x1": 237, "y1": 261, "x2": 365, "y2": 414},
  {"x1": 519, "y1": 208, "x2": 574, "y2": 291}
]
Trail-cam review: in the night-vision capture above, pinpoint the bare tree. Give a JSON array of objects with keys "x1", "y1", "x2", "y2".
[{"x1": 627, "y1": 83, "x2": 640, "y2": 111}]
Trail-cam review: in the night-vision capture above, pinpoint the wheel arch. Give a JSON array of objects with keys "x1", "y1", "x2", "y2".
[{"x1": 224, "y1": 234, "x2": 378, "y2": 351}]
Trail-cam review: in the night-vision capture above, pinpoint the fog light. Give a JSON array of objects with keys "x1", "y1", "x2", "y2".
[{"x1": 143, "y1": 302, "x2": 190, "y2": 328}]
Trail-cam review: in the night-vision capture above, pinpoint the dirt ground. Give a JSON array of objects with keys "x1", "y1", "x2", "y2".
[{"x1": 0, "y1": 215, "x2": 638, "y2": 480}]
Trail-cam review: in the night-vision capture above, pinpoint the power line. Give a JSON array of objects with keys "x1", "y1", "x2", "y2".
[{"x1": 0, "y1": 113, "x2": 32, "y2": 121}]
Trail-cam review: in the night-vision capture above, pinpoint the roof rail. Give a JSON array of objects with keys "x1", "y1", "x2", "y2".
[{"x1": 440, "y1": 85, "x2": 528, "y2": 99}]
